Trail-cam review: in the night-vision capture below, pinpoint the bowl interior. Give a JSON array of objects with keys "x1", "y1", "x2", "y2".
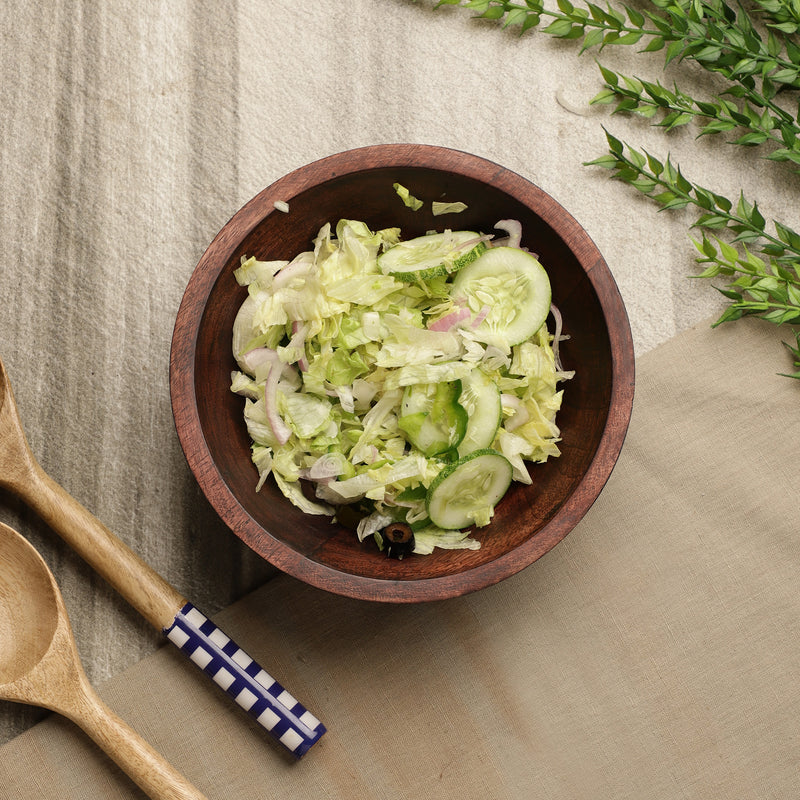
[{"x1": 172, "y1": 146, "x2": 634, "y2": 602}]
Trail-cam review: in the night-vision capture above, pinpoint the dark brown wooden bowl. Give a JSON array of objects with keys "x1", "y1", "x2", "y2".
[{"x1": 170, "y1": 144, "x2": 634, "y2": 603}]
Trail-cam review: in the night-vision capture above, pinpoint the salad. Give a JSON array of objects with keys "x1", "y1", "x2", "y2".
[{"x1": 229, "y1": 215, "x2": 573, "y2": 556}]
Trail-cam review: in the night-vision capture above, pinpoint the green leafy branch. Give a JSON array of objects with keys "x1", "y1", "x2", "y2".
[
  {"x1": 590, "y1": 66, "x2": 800, "y2": 165},
  {"x1": 435, "y1": 0, "x2": 800, "y2": 82},
  {"x1": 587, "y1": 130, "x2": 800, "y2": 375},
  {"x1": 434, "y1": 0, "x2": 800, "y2": 174},
  {"x1": 751, "y1": 0, "x2": 800, "y2": 33}
]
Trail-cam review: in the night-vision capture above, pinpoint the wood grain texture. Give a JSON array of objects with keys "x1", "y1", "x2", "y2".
[
  {"x1": 170, "y1": 144, "x2": 636, "y2": 602},
  {"x1": 0, "y1": 360, "x2": 187, "y2": 631},
  {"x1": 0, "y1": 523, "x2": 207, "y2": 799}
]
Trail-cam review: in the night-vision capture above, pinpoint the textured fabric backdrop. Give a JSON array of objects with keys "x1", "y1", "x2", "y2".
[{"x1": 1, "y1": 0, "x2": 798, "y2": 795}]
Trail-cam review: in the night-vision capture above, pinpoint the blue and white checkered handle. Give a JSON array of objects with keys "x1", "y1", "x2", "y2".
[{"x1": 164, "y1": 603, "x2": 326, "y2": 757}]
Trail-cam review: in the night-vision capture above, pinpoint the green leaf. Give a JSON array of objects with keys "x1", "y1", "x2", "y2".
[
  {"x1": 718, "y1": 239, "x2": 740, "y2": 263},
  {"x1": 641, "y1": 35, "x2": 666, "y2": 51},
  {"x1": 625, "y1": 4, "x2": 645, "y2": 26},
  {"x1": 584, "y1": 154, "x2": 620, "y2": 168},
  {"x1": 694, "y1": 213, "x2": 731, "y2": 229},
  {"x1": 598, "y1": 62, "x2": 620, "y2": 85},
  {"x1": 698, "y1": 119, "x2": 737, "y2": 135},
  {"x1": 665, "y1": 39, "x2": 685, "y2": 62},
  {"x1": 750, "y1": 202, "x2": 767, "y2": 231},
  {"x1": 774, "y1": 221, "x2": 800, "y2": 252},
  {"x1": 694, "y1": 44, "x2": 724, "y2": 61},
  {"x1": 521, "y1": 12, "x2": 541, "y2": 31},
  {"x1": 652, "y1": 190, "x2": 679, "y2": 205},
  {"x1": 712, "y1": 193, "x2": 733, "y2": 213},
  {"x1": 503, "y1": 8, "x2": 530, "y2": 27},
  {"x1": 581, "y1": 27, "x2": 606, "y2": 50},
  {"x1": 787, "y1": 284, "x2": 800, "y2": 305},
  {"x1": 659, "y1": 111, "x2": 694, "y2": 129},
  {"x1": 614, "y1": 30, "x2": 644, "y2": 44},
  {"x1": 646, "y1": 152, "x2": 664, "y2": 176},
  {"x1": 771, "y1": 21, "x2": 800, "y2": 33},
  {"x1": 713, "y1": 305, "x2": 744, "y2": 324},
  {"x1": 590, "y1": 87, "x2": 618, "y2": 104},
  {"x1": 771, "y1": 67, "x2": 800, "y2": 83},
  {"x1": 631, "y1": 177, "x2": 657, "y2": 192},
  {"x1": 543, "y1": 18, "x2": 576, "y2": 36},
  {"x1": 699, "y1": 236, "x2": 718, "y2": 258},
  {"x1": 605, "y1": 129, "x2": 624, "y2": 154},
  {"x1": 732, "y1": 131, "x2": 769, "y2": 145},
  {"x1": 627, "y1": 148, "x2": 646, "y2": 168},
  {"x1": 766, "y1": 148, "x2": 800, "y2": 164}
]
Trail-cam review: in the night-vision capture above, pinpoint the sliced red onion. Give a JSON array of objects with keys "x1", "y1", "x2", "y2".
[
  {"x1": 494, "y1": 219, "x2": 522, "y2": 249},
  {"x1": 471, "y1": 305, "x2": 490, "y2": 328},
  {"x1": 428, "y1": 307, "x2": 471, "y2": 331},
  {"x1": 241, "y1": 347, "x2": 275, "y2": 374},
  {"x1": 262, "y1": 355, "x2": 291, "y2": 445},
  {"x1": 272, "y1": 255, "x2": 312, "y2": 290},
  {"x1": 307, "y1": 454, "x2": 347, "y2": 480},
  {"x1": 502, "y1": 394, "x2": 530, "y2": 432},
  {"x1": 550, "y1": 303, "x2": 567, "y2": 372}
]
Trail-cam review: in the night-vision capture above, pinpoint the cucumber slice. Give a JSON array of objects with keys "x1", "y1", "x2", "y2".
[
  {"x1": 450, "y1": 246, "x2": 552, "y2": 345},
  {"x1": 377, "y1": 230, "x2": 486, "y2": 281},
  {"x1": 398, "y1": 381, "x2": 467, "y2": 457},
  {"x1": 457, "y1": 368, "x2": 502, "y2": 457},
  {"x1": 426, "y1": 449, "x2": 513, "y2": 530}
]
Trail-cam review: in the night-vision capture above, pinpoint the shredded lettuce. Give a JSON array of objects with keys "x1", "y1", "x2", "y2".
[
  {"x1": 393, "y1": 183, "x2": 423, "y2": 211},
  {"x1": 432, "y1": 201, "x2": 468, "y2": 216},
  {"x1": 231, "y1": 218, "x2": 571, "y2": 555}
]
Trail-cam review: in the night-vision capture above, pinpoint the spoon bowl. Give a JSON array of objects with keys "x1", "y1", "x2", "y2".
[
  {"x1": 0, "y1": 521, "x2": 207, "y2": 799},
  {"x1": 0, "y1": 524, "x2": 58, "y2": 684}
]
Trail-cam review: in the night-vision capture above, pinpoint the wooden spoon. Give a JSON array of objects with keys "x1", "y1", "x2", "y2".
[
  {"x1": 0, "y1": 356, "x2": 325, "y2": 757},
  {"x1": 0, "y1": 520, "x2": 207, "y2": 799}
]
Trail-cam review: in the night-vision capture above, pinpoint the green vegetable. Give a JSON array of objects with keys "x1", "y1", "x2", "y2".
[
  {"x1": 432, "y1": 201, "x2": 469, "y2": 215},
  {"x1": 377, "y1": 230, "x2": 486, "y2": 281},
  {"x1": 398, "y1": 381, "x2": 468, "y2": 457},
  {"x1": 426, "y1": 449, "x2": 513, "y2": 530},
  {"x1": 457, "y1": 367, "x2": 502, "y2": 457},
  {"x1": 393, "y1": 182, "x2": 424, "y2": 211},
  {"x1": 451, "y1": 247, "x2": 552, "y2": 346},
  {"x1": 230, "y1": 216, "x2": 571, "y2": 555}
]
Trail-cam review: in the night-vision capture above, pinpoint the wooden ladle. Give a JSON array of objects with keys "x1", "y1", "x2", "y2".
[
  {"x1": 0, "y1": 520, "x2": 207, "y2": 799},
  {"x1": 0, "y1": 356, "x2": 325, "y2": 757}
]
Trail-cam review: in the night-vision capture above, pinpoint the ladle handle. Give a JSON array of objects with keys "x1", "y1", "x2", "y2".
[{"x1": 67, "y1": 680, "x2": 208, "y2": 800}]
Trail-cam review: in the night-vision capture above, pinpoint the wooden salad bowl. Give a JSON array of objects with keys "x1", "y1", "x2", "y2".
[{"x1": 169, "y1": 144, "x2": 635, "y2": 603}]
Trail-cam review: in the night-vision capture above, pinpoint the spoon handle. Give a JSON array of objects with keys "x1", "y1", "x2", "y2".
[
  {"x1": 21, "y1": 461, "x2": 325, "y2": 756},
  {"x1": 28, "y1": 466, "x2": 183, "y2": 630},
  {"x1": 66, "y1": 678, "x2": 208, "y2": 800}
]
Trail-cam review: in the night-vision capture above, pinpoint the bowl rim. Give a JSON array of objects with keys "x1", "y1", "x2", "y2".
[{"x1": 170, "y1": 143, "x2": 635, "y2": 602}]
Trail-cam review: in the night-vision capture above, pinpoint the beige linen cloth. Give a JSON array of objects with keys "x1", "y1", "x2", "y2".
[{"x1": 0, "y1": 315, "x2": 797, "y2": 799}]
